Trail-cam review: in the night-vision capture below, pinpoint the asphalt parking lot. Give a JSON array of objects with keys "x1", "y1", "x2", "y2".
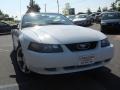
[{"x1": 0, "y1": 23, "x2": 120, "y2": 90}]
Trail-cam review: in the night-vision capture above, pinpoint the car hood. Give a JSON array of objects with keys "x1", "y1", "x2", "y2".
[
  {"x1": 101, "y1": 19, "x2": 120, "y2": 23},
  {"x1": 22, "y1": 25, "x2": 106, "y2": 44},
  {"x1": 73, "y1": 18, "x2": 87, "y2": 22}
]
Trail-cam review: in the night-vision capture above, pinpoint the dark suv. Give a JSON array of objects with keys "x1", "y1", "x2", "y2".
[
  {"x1": 0, "y1": 22, "x2": 11, "y2": 34},
  {"x1": 101, "y1": 12, "x2": 120, "y2": 33}
]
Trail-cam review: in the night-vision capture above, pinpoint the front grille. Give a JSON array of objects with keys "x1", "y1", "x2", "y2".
[
  {"x1": 66, "y1": 41, "x2": 98, "y2": 52},
  {"x1": 74, "y1": 21, "x2": 84, "y2": 25},
  {"x1": 63, "y1": 59, "x2": 111, "y2": 71},
  {"x1": 105, "y1": 22, "x2": 120, "y2": 30},
  {"x1": 74, "y1": 21, "x2": 80, "y2": 25},
  {"x1": 107, "y1": 22, "x2": 120, "y2": 26}
]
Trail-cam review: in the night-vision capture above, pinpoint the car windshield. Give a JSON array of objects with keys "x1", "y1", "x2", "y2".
[
  {"x1": 22, "y1": 13, "x2": 73, "y2": 28},
  {"x1": 102, "y1": 13, "x2": 120, "y2": 20},
  {"x1": 75, "y1": 14, "x2": 87, "y2": 19}
]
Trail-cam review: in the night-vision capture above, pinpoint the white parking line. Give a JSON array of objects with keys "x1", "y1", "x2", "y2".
[
  {"x1": 0, "y1": 83, "x2": 19, "y2": 90},
  {"x1": 0, "y1": 49, "x2": 9, "y2": 52},
  {"x1": 0, "y1": 45, "x2": 12, "y2": 47}
]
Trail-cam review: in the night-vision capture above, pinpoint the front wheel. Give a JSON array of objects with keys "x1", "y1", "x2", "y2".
[
  {"x1": 101, "y1": 26, "x2": 106, "y2": 33},
  {"x1": 16, "y1": 46, "x2": 31, "y2": 74},
  {"x1": 12, "y1": 34, "x2": 16, "y2": 51}
]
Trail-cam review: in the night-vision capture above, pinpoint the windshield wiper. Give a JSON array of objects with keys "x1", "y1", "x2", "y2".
[{"x1": 47, "y1": 22, "x2": 65, "y2": 25}]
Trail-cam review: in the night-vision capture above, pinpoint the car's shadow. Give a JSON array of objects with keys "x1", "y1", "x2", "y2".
[
  {"x1": 104, "y1": 31, "x2": 120, "y2": 35},
  {"x1": 10, "y1": 51, "x2": 120, "y2": 90},
  {"x1": 74, "y1": 23, "x2": 94, "y2": 27},
  {"x1": 0, "y1": 33, "x2": 11, "y2": 36}
]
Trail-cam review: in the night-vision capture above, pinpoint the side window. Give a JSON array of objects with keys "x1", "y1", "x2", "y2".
[{"x1": 21, "y1": 16, "x2": 27, "y2": 28}]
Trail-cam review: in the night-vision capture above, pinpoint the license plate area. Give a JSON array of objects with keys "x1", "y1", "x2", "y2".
[{"x1": 79, "y1": 56, "x2": 95, "y2": 65}]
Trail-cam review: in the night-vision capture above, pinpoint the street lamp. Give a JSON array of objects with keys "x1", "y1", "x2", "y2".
[
  {"x1": 30, "y1": 0, "x2": 34, "y2": 6},
  {"x1": 57, "y1": 0, "x2": 59, "y2": 13},
  {"x1": 45, "y1": 4, "x2": 47, "y2": 13}
]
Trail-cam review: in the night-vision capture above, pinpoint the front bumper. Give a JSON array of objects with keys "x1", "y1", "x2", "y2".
[
  {"x1": 23, "y1": 44, "x2": 114, "y2": 75},
  {"x1": 101, "y1": 23, "x2": 120, "y2": 30},
  {"x1": 73, "y1": 21, "x2": 88, "y2": 26}
]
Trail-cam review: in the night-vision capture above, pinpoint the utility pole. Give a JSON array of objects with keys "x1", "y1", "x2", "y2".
[
  {"x1": 45, "y1": 4, "x2": 47, "y2": 13},
  {"x1": 30, "y1": 0, "x2": 34, "y2": 7},
  {"x1": 57, "y1": 0, "x2": 59, "y2": 13},
  {"x1": 20, "y1": 0, "x2": 21, "y2": 18}
]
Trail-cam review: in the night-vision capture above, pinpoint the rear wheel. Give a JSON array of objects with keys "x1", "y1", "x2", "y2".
[{"x1": 16, "y1": 46, "x2": 31, "y2": 74}]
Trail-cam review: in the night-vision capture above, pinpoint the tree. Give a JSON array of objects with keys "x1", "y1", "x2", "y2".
[
  {"x1": 118, "y1": 3, "x2": 120, "y2": 11},
  {"x1": 4, "y1": 14, "x2": 9, "y2": 18},
  {"x1": 116, "y1": 0, "x2": 120, "y2": 3},
  {"x1": 0, "y1": 10, "x2": 3, "y2": 15},
  {"x1": 102, "y1": 7, "x2": 108, "y2": 12},
  {"x1": 118, "y1": 7, "x2": 120, "y2": 11},
  {"x1": 87, "y1": 8, "x2": 92, "y2": 15},
  {"x1": 111, "y1": 2, "x2": 117, "y2": 10},
  {"x1": 62, "y1": 3, "x2": 71, "y2": 15},
  {"x1": 27, "y1": 0, "x2": 41, "y2": 13},
  {"x1": 116, "y1": 0, "x2": 120, "y2": 11},
  {"x1": 97, "y1": 7, "x2": 102, "y2": 12}
]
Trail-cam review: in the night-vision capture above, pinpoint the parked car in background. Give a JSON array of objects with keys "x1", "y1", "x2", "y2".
[
  {"x1": 66, "y1": 15, "x2": 75, "y2": 21},
  {"x1": 11, "y1": 24, "x2": 18, "y2": 29},
  {"x1": 0, "y1": 22, "x2": 11, "y2": 34},
  {"x1": 95, "y1": 12, "x2": 102, "y2": 23},
  {"x1": 101, "y1": 11, "x2": 120, "y2": 33},
  {"x1": 11, "y1": 13, "x2": 113, "y2": 75},
  {"x1": 89, "y1": 13, "x2": 96, "y2": 22},
  {"x1": 73, "y1": 14, "x2": 92, "y2": 26}
]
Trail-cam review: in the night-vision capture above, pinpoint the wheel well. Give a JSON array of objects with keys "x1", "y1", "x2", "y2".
[{"x1": 18, "y1": 41, "x2": 21, "y2": 48}]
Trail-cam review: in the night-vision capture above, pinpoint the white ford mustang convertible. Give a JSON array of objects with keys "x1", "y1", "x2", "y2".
[{"x1": 11, "y1": 13, "x2": 114, "y2": 75}]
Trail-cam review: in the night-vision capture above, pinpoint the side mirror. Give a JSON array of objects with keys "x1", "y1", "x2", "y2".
[{"x1": 11, "y1": 24, "x2": 19, "y2": 29}]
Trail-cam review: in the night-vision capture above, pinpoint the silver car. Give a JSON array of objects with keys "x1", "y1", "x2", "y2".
[{"x1": 73, "y1": 14, "x2": 91, "y2": 26}]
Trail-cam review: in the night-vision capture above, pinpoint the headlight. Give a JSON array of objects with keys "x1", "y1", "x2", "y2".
[
  {"x1": 101, "y1": 22, "x2": 107, "y2": 25},
  {"x1": 101, "y1": 38, "x2": 110, "y2": 47},
  {"x1": 28, "y1": 42, "x2": 63, "y2": 53}
]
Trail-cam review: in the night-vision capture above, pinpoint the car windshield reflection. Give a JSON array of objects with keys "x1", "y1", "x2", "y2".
[{"x1": 22, "y1": 13, "x2": 73, "y2": 28}]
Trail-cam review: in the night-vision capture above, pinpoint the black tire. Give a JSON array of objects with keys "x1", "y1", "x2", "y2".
[
  {"x1": 89, "y1": 21, "x2": 92, "y2": 25},
  {"x1": 12, "y1": 34, "x2": 16, "y2": 52},
  {"x1": 101, "y1": 26, "x2": 106, "y2": 33},
  {"x1": 91, "y1": 66, "x2": 111, "y2": 73},
  {"x1": 16, "y1": 45, "x2": 31, "y2": 74},
  {"x1": 101, "y1": 29, "x2": 105, "y2": 33}
]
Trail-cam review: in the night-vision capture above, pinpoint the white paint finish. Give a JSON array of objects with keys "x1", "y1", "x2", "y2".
[
  {"x1": 73, "y1": 18, "x2": 87, "y2": 21},
  {"x1": 22, "y1": 25, "x2": 106, "y2": 44},
  {"x1": 11, "y1": 14, "x2": 114, "y2": 75},
  {"x1": 27, "y1": 46, "x2": 113, "y2": 68}
]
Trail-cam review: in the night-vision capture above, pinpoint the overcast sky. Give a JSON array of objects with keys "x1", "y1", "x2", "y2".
[{"x1": 0, "y1": 0, "x2": 116, "y2": 19}]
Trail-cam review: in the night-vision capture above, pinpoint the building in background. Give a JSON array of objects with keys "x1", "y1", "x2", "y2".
[
  {"x1": 69, "y1": 8, "x2": 75, "y2": 15},
  {"x1": 62, "y1": 3, "x2": 75, "y2": 15}
]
